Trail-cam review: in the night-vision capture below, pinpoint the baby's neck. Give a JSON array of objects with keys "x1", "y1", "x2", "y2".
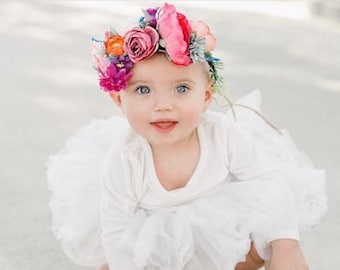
[
  {"x1": 150, "y1": 130, "x2": 200, "y2": 191},
  {"x1": 151, "y1": 130, "x2": 197, "y2": 154}
]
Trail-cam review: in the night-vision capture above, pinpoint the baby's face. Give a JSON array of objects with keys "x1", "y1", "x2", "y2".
[{"x1": 111, "y1": 53, "x2": 213, "y2": 147}]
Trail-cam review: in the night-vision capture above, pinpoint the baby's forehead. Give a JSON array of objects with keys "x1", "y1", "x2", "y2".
[{"x1": 131, "y1": 54, "x2": 209, "y2": 80}]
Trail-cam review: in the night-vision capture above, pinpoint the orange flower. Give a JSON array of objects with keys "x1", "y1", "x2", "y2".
[{"x1": 105, "y1": 35, "x2": 125, "y2": 56}]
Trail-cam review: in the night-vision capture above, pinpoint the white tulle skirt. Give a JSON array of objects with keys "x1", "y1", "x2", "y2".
[
  {"x1": 47, "y1": 90, "x2": 327, "y2": 268},
  {"x1": 118, "y1": 178, "x2": 294, "y2": 270}
]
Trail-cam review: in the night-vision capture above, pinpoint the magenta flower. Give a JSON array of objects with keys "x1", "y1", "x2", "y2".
[
  {"x1": 99, "y1": 63, "x2": 132, "y2": 92},
  {"x1": 124, "y1": 26, "x2": 159, "y2": 63},
  {"x1": 158, "y1": 3, "x2": 192, "y2": 66}
]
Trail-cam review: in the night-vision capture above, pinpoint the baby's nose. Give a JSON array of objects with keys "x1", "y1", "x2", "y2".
[
  {"x1": 154, "y1": 101, "x2": 173, "y2": 111},
  {"x1": 154, "y1": 93, "x2": 174, "y2": 111}
]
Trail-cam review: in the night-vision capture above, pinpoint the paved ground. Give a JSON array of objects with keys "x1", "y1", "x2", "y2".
[{"x1": 0, "y1": 1, "x2": 339, "y2": 269}]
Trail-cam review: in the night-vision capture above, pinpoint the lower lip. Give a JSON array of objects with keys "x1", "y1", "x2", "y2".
[{"x1": 151, "y1": 122, "x2": 177, "y2": 133}]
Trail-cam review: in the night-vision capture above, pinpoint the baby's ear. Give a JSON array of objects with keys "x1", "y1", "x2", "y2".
[
  {"x1": 204, "y1": 79, "x2": 214, "y2": 104},
  {"x1": 109, "y1": 92, "x2": 123, "y2": 107}
]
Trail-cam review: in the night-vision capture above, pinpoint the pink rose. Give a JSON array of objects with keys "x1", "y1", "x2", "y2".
[
  {"x1": 158, "y1": 3, "x2": 192, "y2": 66},
  {"x1": 190, "y1": 20, "x2": 216, "y2": 51},
  {"x1": 124, "y1": 26, "x2": 159, "y2": 63}
]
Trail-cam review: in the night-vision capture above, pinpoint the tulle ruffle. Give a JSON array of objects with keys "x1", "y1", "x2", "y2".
[
  {"x1": 230, "y1": 90, "x2": 327, "y2": 231},
  {"x1": 120, "y1": 179, "x2": 294, "y2": 269},
  {"x1": 47, "y1": 116, "x2": 128, "y2": 266}
]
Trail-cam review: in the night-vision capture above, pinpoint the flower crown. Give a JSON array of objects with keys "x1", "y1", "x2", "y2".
[{"x1": 91, "y1": 3, "x2": 224, "y2": 95}]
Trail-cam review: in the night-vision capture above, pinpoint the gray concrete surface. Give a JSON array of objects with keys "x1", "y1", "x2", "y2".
[{"x1": 0, "y1": 1, "x2": 339, "y2": 269}]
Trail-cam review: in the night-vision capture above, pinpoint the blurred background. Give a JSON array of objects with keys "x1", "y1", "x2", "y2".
[{"x1": 0, "y1": 1, "x2": 339, "y2": 269}]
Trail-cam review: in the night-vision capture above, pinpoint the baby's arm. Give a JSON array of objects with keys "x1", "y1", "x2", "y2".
[
  {"x1": 101, "y1": 177, "x2": 137, "y2": 269},
  {"x1": 225, "y1": 123, "x2": 306, "y2": 268},
  {"x1": 100, "y1": 146, "x2": 140, "y2": 270},
  {"x1": 235, "y1": 240, "x2": 308, "y2": 270},
  {"x1": 266, "y1": 239, "x2": 308, "y2": 270}
]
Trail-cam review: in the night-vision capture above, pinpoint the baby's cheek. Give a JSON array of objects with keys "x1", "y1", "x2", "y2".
[{"x1": 183, "y1": 109, "x2": 203, "y2": 126}]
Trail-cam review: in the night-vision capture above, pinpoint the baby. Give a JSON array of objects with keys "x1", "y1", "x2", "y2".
[{"x1": 48, "y1": 3, "x2": 327, "y2": 270}]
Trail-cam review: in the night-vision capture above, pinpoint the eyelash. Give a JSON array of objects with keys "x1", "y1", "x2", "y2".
[{"x1": 134, "y1": 84, "x2": 190, "y2": 95}]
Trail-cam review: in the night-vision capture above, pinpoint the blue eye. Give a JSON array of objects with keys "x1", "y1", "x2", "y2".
[
  {"x1": 136, "y1": 86, "x2": 150, "y2": 94},
  {"x1": 175, "y1": 85, "x2": 189, "y2": 94}
]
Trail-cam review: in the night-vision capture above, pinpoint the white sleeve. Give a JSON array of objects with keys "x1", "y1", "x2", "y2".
[
  {"x1": 225, "y1": 122, "x2": 300, "y2": 241},
  {"x1": 226, "y1": 122, "x2": 278, "y2": 181},
  {"x1": 100, "y1": 145, "x2": 142, "y2": 270}
]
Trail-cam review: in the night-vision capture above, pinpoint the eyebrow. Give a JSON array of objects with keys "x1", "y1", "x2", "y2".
[
  {"x1": 129, "y1": 78, "x2": 196, "y2": 85},
  {"x1": 128, "y1": 79, "x2": 146, "y2": 84},
  {"x1": 175, "y1": 78, "x2": 195, "y2": 84}
]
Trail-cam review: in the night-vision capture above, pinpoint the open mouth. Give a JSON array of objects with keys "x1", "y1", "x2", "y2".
[{"x1": 150, "y1": 121, "x2": 178, "y2": 132}]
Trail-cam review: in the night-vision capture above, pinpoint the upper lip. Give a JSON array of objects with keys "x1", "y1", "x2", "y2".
[{"x1": 150, "y1": 119, "x2": 178, "y2": 124}]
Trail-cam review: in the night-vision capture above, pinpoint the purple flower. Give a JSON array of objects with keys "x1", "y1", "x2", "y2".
[
  {"x1": 145, "y1": 7, "x2": 159, "y2": 28},
  {"x1": 111, "y1": 54, "x2": 133, "y2": 70}
]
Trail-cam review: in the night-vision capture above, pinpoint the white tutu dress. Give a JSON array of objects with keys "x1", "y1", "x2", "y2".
[{"x1": 47, "y1": 90, "x2": 327, "y2": 269}]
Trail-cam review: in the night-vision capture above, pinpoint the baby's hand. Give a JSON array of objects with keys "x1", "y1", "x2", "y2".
[{"x1": 267, "y1": 239, "x2": 309, "y2": 270}]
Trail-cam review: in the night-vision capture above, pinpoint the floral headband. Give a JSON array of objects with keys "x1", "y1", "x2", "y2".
[{"x1": 91, "y1": 3, "x2": 224, "y2": 95}]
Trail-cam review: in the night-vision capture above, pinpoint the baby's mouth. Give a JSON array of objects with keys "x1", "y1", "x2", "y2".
[{"x1": 150, "y1": 120, "x2": 178, "y2": 132}]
